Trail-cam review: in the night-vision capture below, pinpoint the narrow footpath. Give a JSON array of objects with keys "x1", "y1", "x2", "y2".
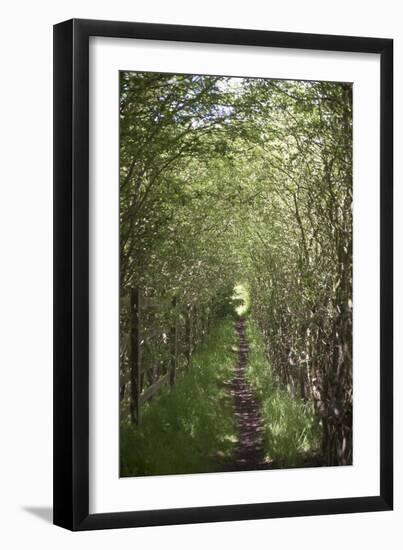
[{"x1": 229, "y1": 317, "x2": 272, "y2": 471}]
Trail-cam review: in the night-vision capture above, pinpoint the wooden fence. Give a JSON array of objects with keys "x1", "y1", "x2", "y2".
[{"x1": 120, "y1": 288, "x2": 211, "y2": 424}]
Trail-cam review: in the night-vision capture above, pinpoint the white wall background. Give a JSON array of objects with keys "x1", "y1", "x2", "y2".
[{"x1": 0, "y1": 0, "x2": 400, "y2": 547}]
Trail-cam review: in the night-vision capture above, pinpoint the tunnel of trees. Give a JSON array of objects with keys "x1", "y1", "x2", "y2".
[{"x1": 119, "y1": 71, "x2": 353, "y2": 475}]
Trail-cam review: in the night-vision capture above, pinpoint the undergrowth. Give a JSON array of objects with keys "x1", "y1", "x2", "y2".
[
  {"x1": 120, "y1": 320, "x2": 237, "y2": 476},
  {"x1": 246, "y1": 320, "x2": 321, "y2": 468}
]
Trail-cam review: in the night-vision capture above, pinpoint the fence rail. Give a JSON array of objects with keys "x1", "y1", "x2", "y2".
[
  {"x1": 139, "y1": 372, "x2": 170, "y2": 405},
  {"x1": 120, "y1": 287, "x2": 211, "y2": 424}
]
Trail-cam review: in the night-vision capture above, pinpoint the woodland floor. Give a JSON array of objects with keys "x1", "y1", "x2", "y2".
[{"x1": 226, "y1": 318, "x2": 273, "y2": 472}]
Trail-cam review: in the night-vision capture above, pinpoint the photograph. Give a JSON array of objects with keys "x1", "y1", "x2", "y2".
[
  {"x1": 118, "y1": 71, "x2": 353, "y2": 477},
  {"x1": 0, "y1": 0, "x2": 396, "y2": 541}
]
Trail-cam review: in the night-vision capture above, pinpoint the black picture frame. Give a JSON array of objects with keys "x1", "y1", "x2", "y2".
[{"x1": 53, "y1": 18, "x2": 393, "y2": 531}]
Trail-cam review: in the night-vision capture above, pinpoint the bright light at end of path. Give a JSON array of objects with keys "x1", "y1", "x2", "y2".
[{"x1": 232, "y1": 283, "x2": 251, "y2": 316}]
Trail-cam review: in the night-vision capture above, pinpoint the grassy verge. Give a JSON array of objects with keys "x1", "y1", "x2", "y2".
[
  {"x1": 246, "y1": 320, "x2": 321, "y2": 468},
  {"x1": 120, "y1": 320, "x2": 237, "y2": 476}
]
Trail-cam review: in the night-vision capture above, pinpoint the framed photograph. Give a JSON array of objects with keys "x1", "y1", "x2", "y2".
[{"x1": 53, "y1": 19, "x2": 393, "y2": 530}]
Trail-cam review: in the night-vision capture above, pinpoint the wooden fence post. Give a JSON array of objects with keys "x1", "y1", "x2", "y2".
[
  {"x1": 193, "y1": 305, "x2": 198, "y2": 347},
  {"x1": 130, "y1": 287, "x2": 141, "y2": 424},
  {"x1": 170, "y1": 297, "x2": 178, "y2": 386},
  {"x1": 202, "y1": 307, "x2": 207, "y2": 342},
  {"x1": 185, "y1": 304, "x2": 192, "y2": 368}
]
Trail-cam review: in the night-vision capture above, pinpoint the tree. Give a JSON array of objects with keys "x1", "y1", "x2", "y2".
[{"x1": 119, "y1": 72, "x2": 353, "y2": 466}]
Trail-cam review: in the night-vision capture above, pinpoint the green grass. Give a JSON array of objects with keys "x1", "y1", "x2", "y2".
[
  {"x1": 246, "y1": 320, "x2": 321, "y2": 468},
  {"x1": 120, "y1": 320, "x2": 237, "y2": 476}
]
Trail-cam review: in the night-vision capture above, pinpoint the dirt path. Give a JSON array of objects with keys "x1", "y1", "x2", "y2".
[{"x1": 228, "y1": 318, "x2": 272, "y2": 471}]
